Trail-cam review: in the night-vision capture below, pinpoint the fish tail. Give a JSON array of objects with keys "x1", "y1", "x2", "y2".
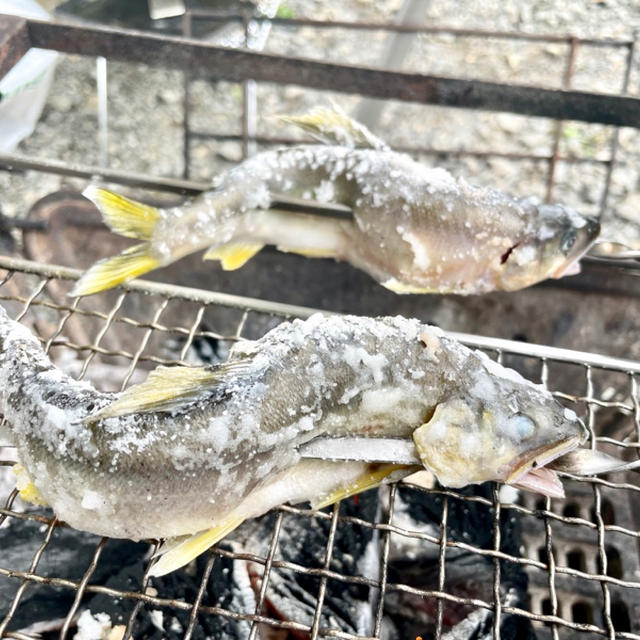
[
  {"x1": 83, "y1": 185, "x2": 160, "y2": 241},
  {"x1": 70, "y1": 186, "x2": 163, "y2": 296},
  {"x1": 70, "y1": 243, "x2": 159, "y2": 297}
]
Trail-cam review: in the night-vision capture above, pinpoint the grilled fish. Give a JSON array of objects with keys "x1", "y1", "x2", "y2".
[
  {"x1": 0, "y1": 307, "x2": 585, "y2": 576},
  {"x1": 72, "y1": 106, "x2": 599, "y2": 297}
]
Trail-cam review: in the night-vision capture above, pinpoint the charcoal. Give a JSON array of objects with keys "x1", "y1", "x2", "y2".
[
  {"x1": 0, "y1": 514, "x2": 143, "y2": 632},
  {"x1": 386, "y1": 483, "x2": 535, "y2": 640}
]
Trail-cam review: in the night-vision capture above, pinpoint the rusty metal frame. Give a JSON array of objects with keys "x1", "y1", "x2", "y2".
[
  {"x1": 1, "y1": 10, "x2": 638, "y2": 239},
  {"x1": 0, "y1": 11, "x2": 640, "y2": 637},
  {"x1": 0, "y1": 14, "x2": 638, "y2": 127}
]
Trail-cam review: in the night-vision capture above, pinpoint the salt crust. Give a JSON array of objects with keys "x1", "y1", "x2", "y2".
[
  {"x1": 0, "y1": 308, "x2": 582, "y2": 538},
  {"x1": 73, "y1": 610, "x2": 112, "y2": 640},
  {"x1": 2, "y1": 310, "x2": 558, "y2": 474},
  {"x1": 150, "y1": 143, "x2": 591, "y2": 296}
]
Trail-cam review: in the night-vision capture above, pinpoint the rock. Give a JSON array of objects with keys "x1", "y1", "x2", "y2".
[{"x1": 615, "y1": 192, "x2": 640, "y2": 224}]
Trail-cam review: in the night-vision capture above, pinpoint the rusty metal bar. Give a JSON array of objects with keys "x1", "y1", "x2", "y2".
[
  {"x1": 0, "y1": 143, "x2": 612, "y2": 198},
  {"x1": 182, "y1": 10, "x2": 192, "y2": 179},
  {"x1": 14, "y1": 17, "x2": 640, "y2": 127},
  {"x1": 186, "y1": 11, "x2": 635, "y2": 47},
  {"x1": 176, "y1": 131, "x2": 615, "y2": 164},
  {"x1": 241, "y1": 12, "x2": 251, "y2": 160},
  {"x1": 546, "y1": 37, "x2": 578, "y2": 203},
  {"x1": 0, "y1": 153, "x2": 352, "y2": 219},
  {"x1": 0, "y1": 151, "x2": 207, "y2": 194},
  {"x1": 599, "y1": 37, "x2": 636, "y2": 217},
  {"x1": 0, "y1": 15, "x2": 29, "y2": 81}
]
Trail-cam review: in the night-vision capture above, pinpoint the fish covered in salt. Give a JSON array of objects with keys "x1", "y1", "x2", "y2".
[
  {"x1": 0, "y1": 306, "x2": 585, "y2": 576},
  {"x1": 71, "y1": 105, "x2": 599, "y2": 297}
]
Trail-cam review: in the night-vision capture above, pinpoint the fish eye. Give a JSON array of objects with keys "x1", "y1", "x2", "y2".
[
  {"x1": 561, "y1": 229, "x2": 576, "y2": 253},
  {"x1": 507, "y1": 413, "x2": 536, "y2": 439}
]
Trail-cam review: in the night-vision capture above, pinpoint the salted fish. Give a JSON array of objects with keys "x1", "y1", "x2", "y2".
[
  {"x1": 0, "y1": 307, "x2": 585, "y2": 576},
  {"x1": 72, "y1": 106, "x2": 599, "y2": 297}
]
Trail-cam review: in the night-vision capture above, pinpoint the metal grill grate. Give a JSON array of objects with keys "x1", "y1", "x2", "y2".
[{"x1": 0, "y1": 256, "x2": 638, "y2": 640}]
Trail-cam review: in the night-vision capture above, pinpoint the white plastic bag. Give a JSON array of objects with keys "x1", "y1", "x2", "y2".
[{"x1": 0, "y1": 0, "x2": 58, "y2": 152}]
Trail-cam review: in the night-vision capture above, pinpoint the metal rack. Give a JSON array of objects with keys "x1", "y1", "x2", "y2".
[
  {"x1": 1, "y1": 11, "x2": 639, "y2": 276},
  {"x1": 0, "y1": 256, "x2": 638, "y2": 639},
  {"x1": 0, "y1": 13, "x2": 639, "y2": 208}
]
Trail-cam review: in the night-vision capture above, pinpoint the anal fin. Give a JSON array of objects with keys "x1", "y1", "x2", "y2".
[
  {"x1": 203, "y1": 243, "x2": 264, "y2": 270},
  {"x1": 312, "y1": 464, "x2": 411, "y2": 510},
  {"x1": 149, "y1": 514, "x2": 245, "y2": 577}
]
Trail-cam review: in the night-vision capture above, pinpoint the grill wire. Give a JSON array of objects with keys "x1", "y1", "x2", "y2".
[
  {"x1": 0, "y1": 259, "x2": 638, "y2": 640},
  {"x1": 0, "y1": 7, "x2": 640, "y2": 640}
]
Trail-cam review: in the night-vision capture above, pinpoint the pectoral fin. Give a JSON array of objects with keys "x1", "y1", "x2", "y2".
[
  {"x1": 382, "y1": 278, "x2": 435, "y2": 295},
  {"x1": 87, "y1": 360, "x2": 252, "y2": 421},
  {"x1": 203, "y1": 243, "x2": 264, "y2": 270},
  {"x1": 311, "y1": 463, "x2": 412, "y2": 510},
  {"x1": 149, "y1": 514, "x2": 246, "y2": 577}
]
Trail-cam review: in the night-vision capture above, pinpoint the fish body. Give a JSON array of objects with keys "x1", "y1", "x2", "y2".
[
  {"x1": 72, "y1": 108, "x2": 599, "y2": 297},
  {"x1": 0, "y1": 308, "x2": 585, "y2": 574}
]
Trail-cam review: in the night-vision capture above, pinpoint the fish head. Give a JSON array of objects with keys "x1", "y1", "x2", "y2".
[
  {"x1": 413, "y1": 352, "x2": 588, "y2": 497},
  {"x1": 498, "y1": 203, "x2": 600, "y2": 290}
]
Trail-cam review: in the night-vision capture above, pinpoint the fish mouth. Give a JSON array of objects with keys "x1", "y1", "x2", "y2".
[
  {"x1": 505, "y1": 435, "x2": 583, "y2": 498},
  {"x1": 551, "y1": 258, "x2": 581, "y2": 279}
]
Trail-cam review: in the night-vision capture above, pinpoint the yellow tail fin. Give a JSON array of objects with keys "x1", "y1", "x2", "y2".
[
  {"x1": 149, "y1": 514, "x2": 245, "y2": 577},
  {"x1": 71, "y1": 186, "x2": 164, "y2": 296},
  {"x1": 83, "y1": 185, "x2": 160, "y2": 241},
  {"x1": 70, "y1": 243, "x2": 159, "y2": 297}
]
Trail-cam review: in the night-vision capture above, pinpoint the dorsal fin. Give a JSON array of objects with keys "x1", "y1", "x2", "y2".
[
  {"x1": 87, "y1": 360, "x2": 252, "y2": 422},
  {"x1": 278, "y1": 103, "x2": 389, "y2": 151}
]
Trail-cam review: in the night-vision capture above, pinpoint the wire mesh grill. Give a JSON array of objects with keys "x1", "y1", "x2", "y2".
[{"x1": 0, "y1": 257, "x2": 638, "y2": 640}]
